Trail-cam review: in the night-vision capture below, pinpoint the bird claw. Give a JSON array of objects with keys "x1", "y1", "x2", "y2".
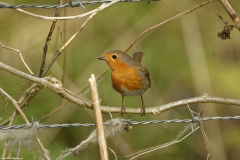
[
  {"x1": 140, "y1": 105, "x2": 146, "y2": 116},
  {"x1": 120, "y1": 104, "x2": 126, "y2": 117}
]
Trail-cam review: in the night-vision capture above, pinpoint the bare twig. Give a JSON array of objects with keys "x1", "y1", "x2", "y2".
[
  {"x1": 0, "y1": 42, "x2": 34, "y2": 75},
  {"x1": 1, "y1": 84, "x2": 42, "y2": 126},
  {"x1": 219, "y1": 0, "x2": 240, "y2": 30},
  {"x1": 35, "y1": 137, "x2": 50, "y2": 160},
  {"x1": 125, "y1": 0, "x2": 215, "y2": 52},
  {"x1": 209, "y1": 1, "x2": 227, "y2": 25},
  {"x1": 39, "y1": 2, "x2": 62, "y2": 77},
  {"x1": 108, "y1": 147, "x2": 117, "y2": 160},
  {"x1": 2, "y1": 141, "x2": 8, "y2": 160},
  {"x1": 41, "y1": 68, "x2": 108, "y2": 120},
  {"x1": 0, "y1": 62, "x2": 91, "y2": 108},
  {"x1": 0, "y1": 88, "x2": 50, "y2": 159},
  {"x1": 188, "y1": 107, "x2": 210, "y2": 159},
  {"x1": 5, "y1": 0, "x2": 120, "y2": 21},
  {"x1": 60, "y1": 1, "x2": 68, "y2": 86},
  {"x1": 0, "y1": 88, "x2": 29, "y2": 123},
  {"x1": 88, "y1": 74, "x2": 109, "y2": 160},
  {"x1": 42, "y1": 7, "x2": 98, "y2": 77},
  {"x1": 127, "y1": 125, "x2": 201, "y2": 159}
]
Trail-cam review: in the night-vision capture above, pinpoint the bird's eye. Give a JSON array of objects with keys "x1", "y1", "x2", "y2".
[{"x1": 112, "y1": 55, "x2": 117, "y2": 59}]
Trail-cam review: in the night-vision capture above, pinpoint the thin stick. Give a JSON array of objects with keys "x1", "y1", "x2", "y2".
[
  {"x1": 42, "y1": 8, "x2": 97, "y2": 77},
  {"x1": 0, "y1": 88, "x2": 50, "y2": 159},
  {"x1": 41, "y1": 68, "x2": 108, "y2": 120},
  {"x1": 188, "y1": 107, "x2": 210, "y2": 159},
  {"x1": 1, "y1": 83, "x2": 41, "y2": 126},
  {"x1": 108, "y1": 147, "x2": 117, "y2": 160},
  {"x1": 1, "y1": 83, "x2": 42, "y2": 126},
  {"x1": 128, "y1": 126, "x2": 201, "y2": 160},
  {"x1": 2, "y1": 141, "x2": 8, "y2": 160},
  {"x1": 209, "y1": 1, "x2": 227, "y2": 25},
  {"x1": 0, "y1": 42, "x2": 34, "y2": 75},
  {"x1": 125, "y1": 0, "x2": 215, "y2": 52},
  {"x1": 35, "y1": 137, "x2": 51, "y2": 160},
  {"x1": 0, "y1": 88, "x2": 29, "y2": 123},
  {"x1": 219, "y1": 0, "x2": 240, "y2": 30},
  {"x1": 41, "y1": 0, "x2": 118, "y2": 76},
  {"x1": 88, "y1": 74, "x2": 109, "y2": 160},
  {"x1": 60, "y1": 1, "x2": 68, "y2": 87},
  {"x1": 39, "y1": 2, "x2": 62, "y2": 77}
]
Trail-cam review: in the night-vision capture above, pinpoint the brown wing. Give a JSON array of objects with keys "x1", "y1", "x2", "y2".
[
  {"x1": 133, "y1": 52, "x2": 144, "y2": 63},
  {"x1": 137, "y1": 64, "x2": 151, "y2": 88},
  {"x1": 133, "y1": 52, "x2": 151, "y2": 88},
  {"x1": 146, "y1": 70, "x2": 151, "y2": 88}
]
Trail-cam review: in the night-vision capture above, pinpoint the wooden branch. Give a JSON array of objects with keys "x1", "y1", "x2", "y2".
[
  {"x1": 219, "y1": 0, "x2": 240, "y2": 30},
  {"x1": 100, "y1": 94, "x2": 240, "y2": 115},
  {"x1": 1, "y1": 62, "x2": 240, "y2": 115},
  {"x1": 88, "y1": 74, "x2": 109, "y2": 160},
  {"x1": 0, "y1": 62, "x2": 91, "y2": 108}
]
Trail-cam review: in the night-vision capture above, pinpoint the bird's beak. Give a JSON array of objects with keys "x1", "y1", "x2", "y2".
[{"x1": 97, "y1": 56, "x2": 106, "y2": 60}]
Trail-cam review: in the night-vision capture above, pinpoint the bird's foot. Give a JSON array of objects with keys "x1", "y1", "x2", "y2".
[
  {"x1": 120, "y1": 104, "x2": 126, "y2": 117},
  {"x1": 140, "y1": 105, "x2": 146, "y2": 116}
]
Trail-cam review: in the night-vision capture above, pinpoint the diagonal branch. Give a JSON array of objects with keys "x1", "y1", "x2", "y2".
[
  {"x1": 41, "y1": 11, "x2": 97, "y2": 77},
  {"x1": 0, "y1": 88, "x2": 50, "y2": 160},
  {"x1": 41, "y1": 0, "x2": 114, "y2": 77},
  {"x1": 0, "y1": 42, "x2": 33, "y2": 75},
  {"x1": 125, "y1": 0, "x2": 216, "y2": 52},
  {"x1": 219, "y1": 0, "x2": 240, "y2": 30},
  {"x1": 0, "y1": 88, "x2": 29, "y2": 123},
  {"x1": 39, "y1": 2, "x2": 62, "y2": 77},
  {"x1": 0, "y1": 62, "x2": 91, "y2": 108}
]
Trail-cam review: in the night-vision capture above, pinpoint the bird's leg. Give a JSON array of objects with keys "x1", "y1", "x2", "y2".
[
  {"x1": 121, "y1": 95, "x2": 126, "y2": 116},
  {"x1": 140, "y1": 95, "x2": 146, "y2": 116}
]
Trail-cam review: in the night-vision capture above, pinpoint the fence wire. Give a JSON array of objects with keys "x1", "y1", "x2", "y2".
[
  {"x1": 0, "y1": 116, "x2": 239, "y2": 130},
  {"x1": 0, "y1": 0, "x2": 158, "y2": 9}
]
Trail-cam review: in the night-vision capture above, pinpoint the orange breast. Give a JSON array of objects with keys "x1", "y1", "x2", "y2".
[{"x1": 111, "y1": 66, "x2": 149, "y2": 96}]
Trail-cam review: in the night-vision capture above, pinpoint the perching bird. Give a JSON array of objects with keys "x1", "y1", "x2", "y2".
[{"x1": 97, "y1": 50, "x2": 150, "y2": 116}]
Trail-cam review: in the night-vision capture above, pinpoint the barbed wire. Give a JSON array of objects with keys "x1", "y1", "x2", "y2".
[
  {"x1": 0, "y1": 0, "x2": 158, "y2": 9},
  {"x1": 0, "y1": 116, "x2": 239, "y2": 130}
]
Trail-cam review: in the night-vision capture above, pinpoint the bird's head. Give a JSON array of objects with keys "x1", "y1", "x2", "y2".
[{"x1": 97, "y1": 50, "x2": 133, "y2": 70}]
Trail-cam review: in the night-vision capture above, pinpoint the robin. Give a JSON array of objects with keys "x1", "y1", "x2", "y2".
[{"x1": 97, "y1": 50, "x2": 151, "y2": 116}]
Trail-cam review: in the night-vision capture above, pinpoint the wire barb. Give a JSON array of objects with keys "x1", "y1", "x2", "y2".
[
  {"x1": 0, "y1": 0, "x2": 160, "y2": 9},
  {"x1": 69, "y1": 0, "x2": 85, "y2": 9},
  {"x1": 0, "y1": 116, "x2": 240, "y2": 130}
]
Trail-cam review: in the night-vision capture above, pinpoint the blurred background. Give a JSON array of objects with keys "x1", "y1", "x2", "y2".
[{"x1": 0, "y1": 0, "x2": 240, "y2": 159}]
